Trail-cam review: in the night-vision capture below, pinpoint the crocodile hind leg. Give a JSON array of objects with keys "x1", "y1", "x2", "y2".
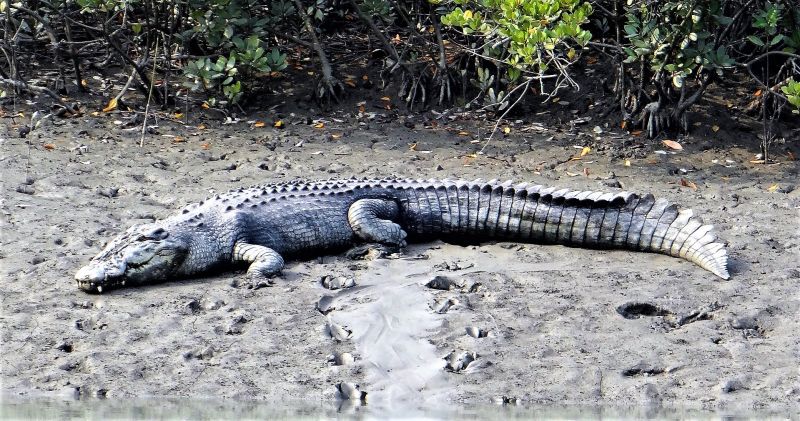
[
  {"x1": 233, "y1": 242, "x2": 285, "y2": 286},
  {"x1": 348, "y1": 199, "x2": 407, "y2": 247}
]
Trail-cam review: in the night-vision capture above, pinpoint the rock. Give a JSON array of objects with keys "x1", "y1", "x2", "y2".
[
  {"x1": 328, "y1": 352, "x2": 354, "y2": 366},
  {"x1": 321, "y1": 275, "x2": 356, "y2": 290},
  {"x1": 97, "y1": 187, "x2": 119, "y2": 198},
  {"x1": 225, "y1": 315, "x2": 248, "y2": 335},
  {"x1": 720, "y1": 378, "x2": 745, "y2": 393},
  {"x1": 328, "y1": 320, "x2": 352, "y2": 341},
  {"x1": 730, "y1": 315, "x2": 758, "y2": 330},
  {"x1": 316, "y1": 295, "x2": 336, "y2": 315},
  {"x1": 444, "y1": 350, "x2": 477, "y2": 372},
  {"x1": 426, "y1": 275, "x2": 464, "y2": 290},
  {"x1": 465, "y1": 327, "x2": 490, "y2": 338},
  {"x1": 337, "y1": 382, "x2": 367, "y2": 402},
  {"x1": 16, "y1": 185, "x2": 35, "y2": 195}
]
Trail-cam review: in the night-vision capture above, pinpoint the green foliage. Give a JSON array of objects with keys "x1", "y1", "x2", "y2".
[
  {"x1": 781, "y1": 78, "x2": 800, "y2": 113},
  {"x1": 622, "y1": 1, "x2": 734, "y2": 89},
  {"x1": 441, "y1": 0, "x2": 592, "y2": 76},
  {"x1": 181, "y1": 0, "x2": 288, "y2": 104},
  {"x1": 746, "y1": 2, "x2": 800, "y2": 52}
]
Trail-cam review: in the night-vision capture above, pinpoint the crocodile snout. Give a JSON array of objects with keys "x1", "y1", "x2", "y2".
[{"x1": 74, "y1": 260, "x2": 126, "y2": 293}]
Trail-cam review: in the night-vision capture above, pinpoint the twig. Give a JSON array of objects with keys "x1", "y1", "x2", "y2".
[
  {"x1": 478, "y1": 79, "x2": 531, "y2": 155},
  {"x1": 140, "y1": 39, "x2": 159, "y2": 148},
  {"x1": 0, "y1": 76, "x2": 66, "y2": 104}
]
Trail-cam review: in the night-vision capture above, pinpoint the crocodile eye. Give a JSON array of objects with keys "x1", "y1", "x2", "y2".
[{"x1": 142, "y1": 227, "x2": 169, "y2": 240}]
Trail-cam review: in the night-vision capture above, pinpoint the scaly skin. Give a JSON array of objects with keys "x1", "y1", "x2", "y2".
[{"x1": 74, "y1": 177, "x2": 729, "y2": 293}]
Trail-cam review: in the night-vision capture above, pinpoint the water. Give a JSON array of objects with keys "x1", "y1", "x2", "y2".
[{"x1": 0, "y1": 396, "x2": 777, "y2": 420}]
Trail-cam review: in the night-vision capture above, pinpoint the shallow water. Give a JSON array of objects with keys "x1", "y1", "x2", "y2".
[{"x1": 0, "y1": 396, "x2": 777, "y2": 420}]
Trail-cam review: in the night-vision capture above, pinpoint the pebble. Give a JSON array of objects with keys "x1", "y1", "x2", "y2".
[
  {"x1": 328, "y1": 352, "x2": 354, "y2": 366},
  {"x1": 316, "y1": 295, "x2": 336, "y2": 315},
  {"x1": 16, "y1": 185, "x2": 35, "y2": 195},
  {"x1": 435, "y1": 298, "x2": 459, "y2": 314},
  {"x1": 426, "y1": 275, "x2": 463, "y2": 291},
  {"x1": 730, "y1": 315, "x2": 758, "y2": 330},
  {"x1": 444, "y1": 350, "x2": 477, "y2": 372},
  {"x1": 328, "y1": 320, "x2": 352, "y2": 341},
  {"x1": 337, "y1": 382, "x2": 367, "y2": 402},
  {"x1": 97, "y1": 187, "x2": 119, "y2": 198},
  {"x1": 720, "y1": 378, "x2": 745, "y2": 393},
  {"x1": 465, "y1": 327, "x2": 490, "y2": 338},
  {"x1": 321, "y1": 275, "x2": 356, "y2": 290}
]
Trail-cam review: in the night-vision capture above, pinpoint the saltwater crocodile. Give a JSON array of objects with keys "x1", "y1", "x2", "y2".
[{"x1": 75, "y1": 178, "x2": 729, "y2": 293}]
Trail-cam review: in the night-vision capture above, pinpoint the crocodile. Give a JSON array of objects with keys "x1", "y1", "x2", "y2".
[{"x1": 74, "y1": 178, "x2": 729, "y2": 293}]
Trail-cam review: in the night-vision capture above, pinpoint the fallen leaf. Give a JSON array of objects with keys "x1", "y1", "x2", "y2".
[
  {"x1": 201, "y1": 102, "x2": 210, "y2": 109},
  {"x1": 565, "y1": 171, "x2": 580, "y2": 177},
  {"x1": 102, "y1": 98, "x2": 118, "y2": 112},
  {"x1": 172, "y1": 136, "x2": 185, "y2": 143},
  {"x1": 788, "y1": 151, "x2": 797, "y2": 161},
  {"x1": 457, "y1": 131, "x2": 470, "y2": 136},
  {"x1": 198, "y1": 124, "x2": 207, "y2": 130},
  {"x1": 749, "y1": 159, "x2": 766, "y2": 164},
  {"x1": 502, "y1": 126, "x2": 511, "y2": 134},
  {"x1": 754, "y1": 89, "x2": 762, "y2": 97},
  {"x1": 331, "y1": 133, "x2": 342, "y2": 139},
  {"x1": 409, "y1": 143, "x2": 418, "y2": 151},
  {"x1": 43, "y1": 143, "x2": 55, "y2": 150},
  {"x1": 314, "y1": 122, "x2": 325, "y2": 128},
  {"x1": 362, "y1": 75, "x2": 369, "y2": 81},
  {"x1": 620, "y1": 120, "x2": 627, "y2": 129},
  {"x1": 174, "y1": 112, "x2": 184, "y2": 119},
  {"x1": 631, "y1": 130, "x2": 643, "y2": 136},
  {"x1": 580, "y1": 146, "x2": 591, "y2": 157},
  {"x1": 711, "y1": 125, "x2": 720, "y2": 132},
  {"x1": 274, "y1": 120, "x2": 284, "y2": 128},
  {"x1": 380, "y1": 96, "x2": 391, "y2": 101},
  {"x1": 344, "y1": 79, "x2": 356, "y2": 88},
  {"x1": 662, "y1": 139, "x2": 683, "y2": 150},
  {"x1": 201, "y1": 143, "x2": 211, "y2": 149},
  {"x1": 81, "y1": 79, "x2": 89, "y2": 88},
  {"x1": 624, "y1": 159, "x2": 631, "y2": 167},
  {"x1": 583, "y1": 167, "x2": 590, "y2": 176},
  {"x1": 254, "y1": 121, "x2": 266, "y2": 128},
  {"x1": 767, "y1": 183, "x2": 779, "y2": 192},
  {"x1": 680, "y1": 178, "x2": 697, "y2": 190}
]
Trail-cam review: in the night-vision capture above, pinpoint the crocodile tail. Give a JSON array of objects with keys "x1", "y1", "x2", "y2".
[
  {"x1": 399, "y1": 181, "x2": 729, "y2": 279},
  {"x1": 481, "y1": 184, "x2": 729, "y2": 279},
  {"x1": 548, "y1": 190, "x2": 729, "y2": 279}
]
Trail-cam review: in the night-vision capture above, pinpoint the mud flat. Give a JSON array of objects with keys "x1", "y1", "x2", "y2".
[{"x1": 1, "y1": 105, "x2": 799, "y2": 413}]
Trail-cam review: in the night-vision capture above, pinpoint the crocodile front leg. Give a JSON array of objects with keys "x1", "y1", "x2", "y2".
[
  {"x1": 348, "y1": 199, "x2": 407, "y2": 247},
  {"x1": 233, "y1": 242, "x2": 285, "y2": 282}
]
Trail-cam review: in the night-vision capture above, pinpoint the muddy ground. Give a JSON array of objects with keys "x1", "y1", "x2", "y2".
[{"x1": 1, "y1": 84, "x2": 799, "y2": 416}]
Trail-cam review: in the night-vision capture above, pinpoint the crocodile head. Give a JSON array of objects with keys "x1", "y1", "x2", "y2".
[{"x1": 75, "y1": 224, "x2": 189, "y2": 293}]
